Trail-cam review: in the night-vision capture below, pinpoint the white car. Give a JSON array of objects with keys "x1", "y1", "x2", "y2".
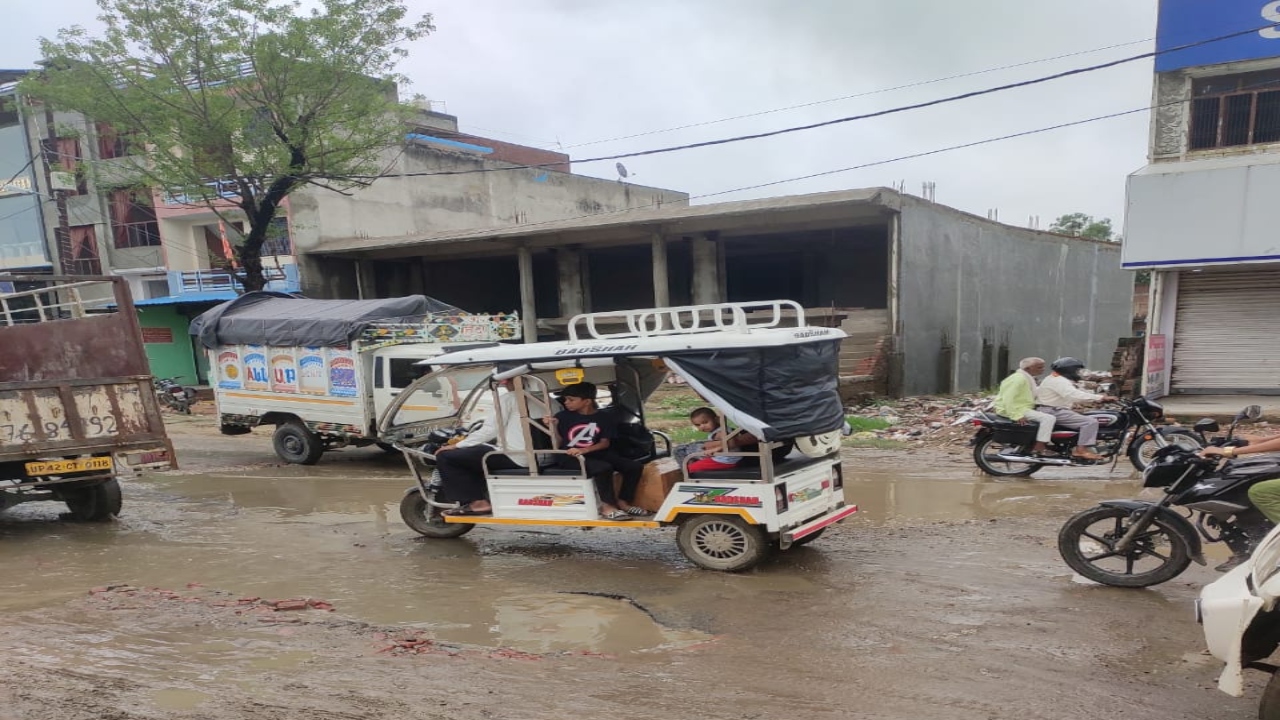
[{"x1": 1199, "y1": 522, "x2": 1280, "y2": 718}]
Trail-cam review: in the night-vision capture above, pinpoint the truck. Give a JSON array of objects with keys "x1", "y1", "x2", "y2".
[
  {"x1": 190, "y1": 293, "x2": 520, "y2": 464},
  {"x1": 0, "y1": 276, "x2": 176, "y2": 521}
]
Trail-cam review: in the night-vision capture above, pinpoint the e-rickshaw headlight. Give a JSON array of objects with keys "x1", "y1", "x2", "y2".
[{"x1": 775, "y1": 484, "x2": 788, "y2": 514}]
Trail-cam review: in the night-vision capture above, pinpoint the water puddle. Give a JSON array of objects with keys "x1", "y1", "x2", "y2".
[
  {"x1": 151, "y1": 689, "x2": 213, "y2": 710},
  {"x1": 842, "y1": 475, "x2": 1142, "y2": 526},
  {"x1": 419, "y1": 592, "x2": 711, "y2": 654}
]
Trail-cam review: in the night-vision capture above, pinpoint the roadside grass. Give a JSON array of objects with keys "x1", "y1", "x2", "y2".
[
  {"x1": 846, "y1": 416, "x2": 892, "y2": 432},
  {"x1": 843, "y1": 438, "x2": 911, "y2": 449}
]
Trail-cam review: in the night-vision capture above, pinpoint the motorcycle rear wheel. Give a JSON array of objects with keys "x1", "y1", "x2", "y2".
[
  {"x1": 1057, "y1": 505, "x2": 1191, "y2": 587},
  {"x1": 972, "y1": 436, "x2": 1041, "y2": 477}
]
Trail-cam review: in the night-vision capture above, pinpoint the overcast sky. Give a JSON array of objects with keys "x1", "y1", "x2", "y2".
[{"x1": 5, "y1": 0, "x2": 1159, "y2": 231}]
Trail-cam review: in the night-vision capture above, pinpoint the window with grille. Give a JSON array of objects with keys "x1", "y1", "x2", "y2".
[
  {"x1": 261, "y1": 217, "x2": 292, "y2": 256},
  {"x1": 53, "y1": 137, "x2": 88, "y2": 195},
  {"x1": 95, "y1": 122, "x2": 140, "y2": 159},
  {"x1": 1189, "y1": 69, "x2": 1280, "y2": 150},
  {"x1": 108, "y1": 188, "x2": 162, "y2": 249},
  {"x1": 65, "y1": 225, "x2": 103, "y2": 275}
]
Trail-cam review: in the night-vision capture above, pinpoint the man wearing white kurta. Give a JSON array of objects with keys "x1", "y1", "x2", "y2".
[{"x1": 1035, "y1": 357, "x2": 1116, "y2": 461}]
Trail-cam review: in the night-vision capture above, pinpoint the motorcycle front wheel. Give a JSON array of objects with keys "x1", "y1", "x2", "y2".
[
  {"x1": 1127, "y1": 429, "x2": 1203, "y2": 472},
  {"x1": 1057, "y1": 505, "x2": 1191, "y2": 587},
  {"x1": 972, "y1": 436, "x2": 1041, "y2": 477}
]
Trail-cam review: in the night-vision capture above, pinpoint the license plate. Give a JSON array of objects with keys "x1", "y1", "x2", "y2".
[{"x1": 24, "y1": 457, "x2": 113, "y2": 475}]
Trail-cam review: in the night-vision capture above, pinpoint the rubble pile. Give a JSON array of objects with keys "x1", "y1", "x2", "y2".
[{"x1": 844, "y1": 370, "x2": 1119, "y2": 447}]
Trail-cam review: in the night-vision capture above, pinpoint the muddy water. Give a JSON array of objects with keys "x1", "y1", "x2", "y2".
[
  {"x1": 2, "y1": 447, "x2": 1151, "y2": 651},
  {"x1": 1, "y1": 439, "x2": 1259, "y2": 720}
]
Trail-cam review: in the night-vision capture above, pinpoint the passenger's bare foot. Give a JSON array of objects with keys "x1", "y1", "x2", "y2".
[{"x1": 469, "y1": 501, "x2": 491, "y2": 513}]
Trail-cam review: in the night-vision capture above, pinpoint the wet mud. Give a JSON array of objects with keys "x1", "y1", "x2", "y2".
[{"x1": 0, "y1": 420, "x2": 1260, "y2": 719}]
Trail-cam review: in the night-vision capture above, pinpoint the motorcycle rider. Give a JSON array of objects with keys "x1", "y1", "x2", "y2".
[
  {"x1": 993, "y1": 357, "x2": 1058, "y2": 456},
  {"x1": 1035, "y1": 357, "x2": 1117, "y2": 462},
  {"x1": 1204, "y1": 432, "x2": 1280, "y2": 524}
]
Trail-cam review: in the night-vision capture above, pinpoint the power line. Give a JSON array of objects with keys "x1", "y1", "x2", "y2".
[
  {"x1": 691, "y1": 106, "x2": 1152, "y2": 201},
  {"x1": 561, "y1": 36, "x2": 1155, "y2": 150},
  {"x1": 364, "y1": 99, "x2": 1167, "y2": 247},
  {"x1": 360, "y1": 22, "x2": 1271, "y2": 181}
]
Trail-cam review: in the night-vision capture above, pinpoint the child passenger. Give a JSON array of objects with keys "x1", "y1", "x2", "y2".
[
  {"x1": 686, "y1": 407, "x2": 747, "y2": 473},
  {"x1": 547, "y1": 382, "x2": 649, "y2": 520}
]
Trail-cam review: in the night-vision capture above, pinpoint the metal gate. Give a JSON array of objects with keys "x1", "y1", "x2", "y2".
[{"x1": 1171, "y1": 269, "x2": 1280, "y2": 394}]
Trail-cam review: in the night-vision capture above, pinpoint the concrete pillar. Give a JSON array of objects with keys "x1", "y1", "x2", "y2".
[
  {"x1": 517, "y1": 245, "x2": 537, "y2": 342},
  {"x1": 355, "y1": 259, "x2": 377, "y2": 300},
  {"x1": 651, "y1": 232, "x2": 669, "y2": 307},
  {"x1": 556, "y1": 247, "x2": 584, "y2": 317},
  {"x1": 690, "y1": 234, "x2": 721, "y2": 305}
]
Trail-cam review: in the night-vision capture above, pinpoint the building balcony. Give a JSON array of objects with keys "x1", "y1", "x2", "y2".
[{"x1": 161, "y1": 263, "x2": 300, "y2": 301}]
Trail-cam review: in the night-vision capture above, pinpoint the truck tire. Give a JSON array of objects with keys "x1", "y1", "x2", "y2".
[
  {"x1": 273, "y1": 422, "x2": 324, "y2": 465},
  {"x1": 63, "y1": 478, "x2": 122, "y2": 522}
]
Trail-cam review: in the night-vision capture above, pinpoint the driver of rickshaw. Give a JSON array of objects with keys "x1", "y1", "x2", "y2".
[
  {"x1": 546, "y1": 382, "x2": 651, "y2": 520},
  {"x1": 437, "y1": 379, "x2": 541, "y2": 517}
]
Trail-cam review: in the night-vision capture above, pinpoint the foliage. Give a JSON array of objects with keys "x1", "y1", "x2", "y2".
[
  {"x1": 1049, "y1": 212, "x2": 1118, "y2": 243},
  {"x1": 24, "y1": 0, "x2": 434, "y2": 291},
  {"x1": 846, "y1": 415, "x2": 891, "y2": 432}
]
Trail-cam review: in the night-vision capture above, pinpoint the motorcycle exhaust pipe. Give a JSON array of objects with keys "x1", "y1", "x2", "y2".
[{"x1": 995, "y1": 454, "x2": 1073, "y2": 466}]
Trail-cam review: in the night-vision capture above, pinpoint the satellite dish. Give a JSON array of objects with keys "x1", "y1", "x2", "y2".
[{"x1": 615, "y1": 162, "x2": 629, "y2": 180}]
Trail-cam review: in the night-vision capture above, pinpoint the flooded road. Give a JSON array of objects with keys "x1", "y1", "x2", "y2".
[{"x1": 0, "y1": 422, "x2": 1257, "y2": 719}]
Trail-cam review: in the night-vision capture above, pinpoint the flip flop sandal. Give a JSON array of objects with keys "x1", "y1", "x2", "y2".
[
  {"x1": 623, "y1": 506, "x2": 652, "y2": 516},
  {"x1": 444, "y1": 504, "x2": 491, "y2": 517},
  {"x1": 601, "y1": 509, "x2": 633, "y2": 521}
]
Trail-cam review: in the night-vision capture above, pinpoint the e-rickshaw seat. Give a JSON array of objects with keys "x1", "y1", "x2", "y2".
[{"x1": 687, "y1": 454, "x2": 828, "y2": 480}]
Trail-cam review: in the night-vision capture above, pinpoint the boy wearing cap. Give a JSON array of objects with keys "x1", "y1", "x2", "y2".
[{"x1": 547, "y1": 382, "x2": 648, "y2": 520}]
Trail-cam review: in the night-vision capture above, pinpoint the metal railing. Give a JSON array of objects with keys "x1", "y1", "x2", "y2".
[{"x1": 566, "y1": 300, "x2": 808, "y2": 341}]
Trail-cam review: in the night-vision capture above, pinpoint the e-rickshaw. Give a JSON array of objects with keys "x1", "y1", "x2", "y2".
[{"x1": 379, "y1": 300, "x2": 856, "y2": 572}]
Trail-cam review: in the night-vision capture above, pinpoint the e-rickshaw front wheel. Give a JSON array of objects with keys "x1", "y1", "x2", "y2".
[
  {"x1": 400, "y1": 488, "x2": 474, "y2": 539},
  {"x1": 676, "y1": 514, "x2": 772, "y2": 572}
]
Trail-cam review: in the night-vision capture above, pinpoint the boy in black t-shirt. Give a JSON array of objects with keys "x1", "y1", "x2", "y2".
[{"x1": 547, "y1": 382, "x2": 648, "y2": 519}]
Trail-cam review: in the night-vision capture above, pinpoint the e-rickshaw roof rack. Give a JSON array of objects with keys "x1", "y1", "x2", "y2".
[{"x1": 567, "y1": 300, "x2": 808, "y2": 342}]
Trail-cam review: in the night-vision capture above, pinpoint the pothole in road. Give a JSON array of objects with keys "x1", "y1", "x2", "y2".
[{"x1": 414, "y1": 591, "x2": 712, "y2": 655}]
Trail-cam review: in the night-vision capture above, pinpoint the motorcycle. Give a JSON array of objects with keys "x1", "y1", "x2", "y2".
[
  {"x1": 1058, "y1": 405, "x2": 1280, "y2": 588},
  {"x1": 153, "y1": 376, "x2": 198, "y2": 414},
  {"x1": 969, "y1": 395, "x2": 1203, "y2": 476}
]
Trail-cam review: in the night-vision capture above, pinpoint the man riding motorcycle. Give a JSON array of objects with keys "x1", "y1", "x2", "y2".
[{"x1": 1035, "y1": 357, "x2": 1116, "y2": 462}]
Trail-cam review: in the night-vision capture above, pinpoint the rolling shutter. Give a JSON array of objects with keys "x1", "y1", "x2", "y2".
[{"x1": 1171, "y1": 269, "x2": 1280, "y2": 394}]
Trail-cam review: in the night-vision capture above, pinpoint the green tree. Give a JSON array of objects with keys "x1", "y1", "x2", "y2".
[
  {"x1": 1049, "y1": 213, "x2": 1118, "y2": 243},
  {"x1": 24, "y1": 0, "x2": 434, "y2": 291}
]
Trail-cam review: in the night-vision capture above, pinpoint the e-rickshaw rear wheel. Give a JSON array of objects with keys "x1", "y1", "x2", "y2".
[
  {"x1": 400, "y1": 488, "x2": 474, "y2": 539},
  {"x1": 676, "y1": 514, "x2": 771, "y2": 572}
]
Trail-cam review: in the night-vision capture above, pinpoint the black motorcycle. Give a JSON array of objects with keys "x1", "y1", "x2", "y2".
[
  {"x1": 153, "y1": 376, "x2": 198, "y2": 414},
  {"x1": 1058, "y1": 405, "x2": 1279, "y2": 588},
  {"x1": 969, "y1": 396, "x2": 1202, "y2": 476}
]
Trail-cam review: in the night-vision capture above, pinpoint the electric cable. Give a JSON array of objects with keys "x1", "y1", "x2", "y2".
[
  {"x1": 355, "y1": 22, "x2": 1273, "y2": 180},
  {"x1": 343, "y1": 99, "x2": 1175, "y2": 251},
  {"x1": 561, "y1": 36, "x2": 1156, "y2": 150}
]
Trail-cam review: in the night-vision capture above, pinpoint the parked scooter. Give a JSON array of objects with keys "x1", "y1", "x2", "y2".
[
  {"x1": 968, "y1": 395, "x2": 1202, "y2": 476},
  {"x1": 1058, "y1": 405, "x2": 1279, "y2": 587},
  {"x1": 153, "y1": 376, "x2": 198, "y2": 414}
]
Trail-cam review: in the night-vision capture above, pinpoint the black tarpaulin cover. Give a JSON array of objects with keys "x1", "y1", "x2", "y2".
[
  {"x1": 190, "y1": 292, "x2": 459, "y2": 348},
  {"x1": 663, "y1": 339, "x2": 845, "y2": 442}
]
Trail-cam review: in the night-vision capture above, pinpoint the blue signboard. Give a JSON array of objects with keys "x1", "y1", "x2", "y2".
[{"x1": 1156, "y1": 0, "x2": 1280, "y2": 71}]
